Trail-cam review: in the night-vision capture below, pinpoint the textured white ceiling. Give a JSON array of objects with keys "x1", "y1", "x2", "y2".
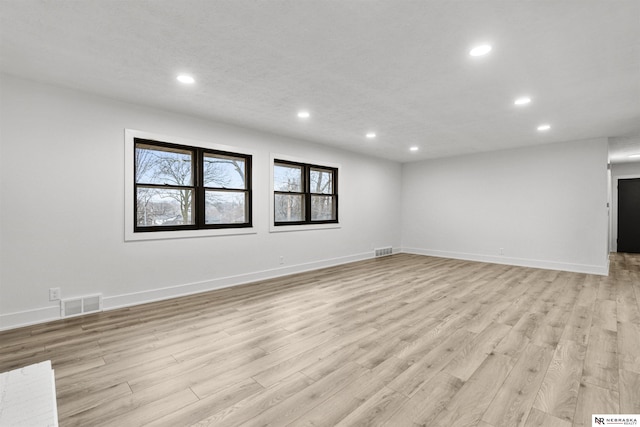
[{"x1": 1, "y1": 0, "x2": 639, "y2": 163}]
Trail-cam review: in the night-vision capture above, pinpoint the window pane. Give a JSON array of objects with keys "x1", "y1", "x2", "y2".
[
  {"x1": 136, "y1": 188, "x2": 194, "y2": 226},
  {"x1": 311, "y1": 195, "x2": 335, "y2": 221},
  {"x1": 205, "y1": 191, "x2": 248, "y2": 224},
  {"x1": 274, "y1": 164, "x2": 303, "y2": 192},
  {"x1": 203, "y1": 153, "x2": 246, "y2": 189},
  {"x1": 310, "y1": 168, "x2": 333, "y2": 194},
  {"x1": 135, "y1": 143, "x2": 193, "y2": 186},
  {"x1": 275, "y1": 194, "x2": 305, "y2": 222}
]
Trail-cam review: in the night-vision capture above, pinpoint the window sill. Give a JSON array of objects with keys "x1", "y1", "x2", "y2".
[
  {"x1": 269, "y1": 223, "x2": 341, "y2": 233},
  {"x1": 125, "y1": 227, "x2": 257, "y2": 242}
]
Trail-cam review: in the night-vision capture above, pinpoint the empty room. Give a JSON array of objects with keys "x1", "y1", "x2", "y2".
[{"x1": 1, "y1": 1, "x2": 639, "y2": 426}]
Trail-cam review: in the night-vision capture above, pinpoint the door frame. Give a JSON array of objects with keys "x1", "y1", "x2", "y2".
[{"x1": 612, "y1": 174, "x2": 640, "y2": 252}]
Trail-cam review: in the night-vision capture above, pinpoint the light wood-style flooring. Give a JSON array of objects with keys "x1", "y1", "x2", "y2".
[{"x1": 1, "y1": 253, "x2": 639, "y2": 426}]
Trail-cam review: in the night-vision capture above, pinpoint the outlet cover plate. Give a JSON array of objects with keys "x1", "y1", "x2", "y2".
[{"x1": 49, "y1": 288, "x2": 61, "y2": 301}]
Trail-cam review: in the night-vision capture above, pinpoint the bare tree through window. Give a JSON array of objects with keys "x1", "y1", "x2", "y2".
[
  {"x1": 134, "y1": 139, "x2": 251, "y2": 230},
  {"x1": 273, "y1": 160, "x2": 337, "y2": 225}
]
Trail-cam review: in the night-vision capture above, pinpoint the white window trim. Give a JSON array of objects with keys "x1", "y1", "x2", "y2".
[
  {"x1": 269, "y1": 153, "x2": 341, "y2": 233},
  {"x1": 124, "y1": 129, "x2": 256, "y2": 241}
]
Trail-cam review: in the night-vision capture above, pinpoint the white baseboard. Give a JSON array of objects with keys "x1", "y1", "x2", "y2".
[
  {"x1": 401, "y1": 247, "x2": 609, "y2": 276},
  {"x1": 0, "y1": 306, "x2": 61, "y2": 332},
  {"x1": 0, "y1": 247, "x2": 609, "y2": 331},
  {"x1": 0, "y1": 251, "x2": 375, "y2": 331},
  {"x1": 103, "y1": 251, "x2": 373, "y2": 310}
]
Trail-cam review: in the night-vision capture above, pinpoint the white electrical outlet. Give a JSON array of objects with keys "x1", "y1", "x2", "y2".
[
  {"x1": 49, "y1": 287, "x2": 61, "y2": 301},
  {"x1": 499, "y1": 248, "x2": 504, "y2": 255},
  {"x1": 279, "y1": 256, "x2": 284, "y2": 265}
]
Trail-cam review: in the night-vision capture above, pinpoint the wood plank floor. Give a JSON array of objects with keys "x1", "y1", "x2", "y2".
[{"x1": 1, "y1": 253, "x2": 639, "y2": 426}]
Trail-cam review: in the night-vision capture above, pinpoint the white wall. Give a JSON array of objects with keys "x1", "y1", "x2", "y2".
[
  {"x1": 610, "y1": 161, "x2": 640, "y2": 251},
  {"x1": 401, "y1": 138, "x2": 610, "y2": 274},
  {"x1": 0, "y1": 74, "x2": 402, "y2": 329}
]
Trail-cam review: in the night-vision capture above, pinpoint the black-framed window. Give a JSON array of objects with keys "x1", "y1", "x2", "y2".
[
  {"x1": 134, "y1": 138, "x2": 251, "y2": 231},
  {"x1": 273, "y1": 159, "x2": 338, "y2": 226}
]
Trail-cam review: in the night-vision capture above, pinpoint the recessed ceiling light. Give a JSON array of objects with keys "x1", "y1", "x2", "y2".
[
  {"x1": 629, "y1": 154, "x2": 640, "y2": 158},
  {"x1": 469, "y1": 44, "x2": 492, "y2": 56},
  {"x1": 297, "y1": 111, "x2": 310, "y2": 119},
  {"x1": 176, "y1": 74, "x2": 195, "y2": 84},
  {"x1": 514, "y1": 97, "x2": 531, "y2": 106},
  {"x1": 410, "y1": 146, "x2": 419, "y2": 152},
  {"x1": 537, "y1": 124, "x2": 551, "y2": 131},
  {"x1": 366, "y1": 132, "x2": 376, "y2": 139}
]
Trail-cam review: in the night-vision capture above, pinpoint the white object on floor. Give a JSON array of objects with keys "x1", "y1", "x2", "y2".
[{"x1": 0, "y1": 360, "x2": 58, "y2": 427}]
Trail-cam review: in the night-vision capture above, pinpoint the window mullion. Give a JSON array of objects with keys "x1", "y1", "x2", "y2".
[
  {"x1": 196, "y1": 148, "x2": 204, "y2": 228},
  {"x1": 304, "y1": 165, "x2": 311, "y2": 223}
]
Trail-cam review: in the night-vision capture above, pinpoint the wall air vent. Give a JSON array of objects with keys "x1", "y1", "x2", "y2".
[
  {"x1": 374, "y1": 247, "x2": 393, "y2": 257},
  {"x1": 60, "y1": 294, "x2": 103, "y2": 318}
]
